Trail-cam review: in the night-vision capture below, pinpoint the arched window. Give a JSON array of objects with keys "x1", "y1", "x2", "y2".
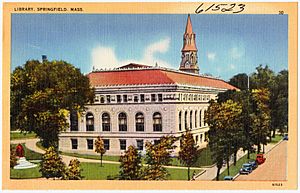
[
  {"x1": 184, "y1": 111, "x2": 188, "y2": 130},
  {"x1": 86, "y1": 112, "x2": 94, "y2": 131},
  {"x1": 195, "y1": 110, "x2": 197, "y2": 128},
  {"x1": 153, "y1": 112, "x2": 162, "y2": 132},
  {"x1": 102, "y1": 113, "x2": 110, "y2": 131},
  {"x1": 179, "y1": 111, "x2": 182, "y2": 131},
  {"x1": 136, "y1": 112, "x2": 144, "y2": 132},
  {"x1": 199, "y1": 110, "x2": 202, "y2": 127},
  {"x1": 70, "y1": 110, "x2": 78, "y2": 131},
  {"x1": 119, "y1": 112, "x2": 127, "y2": 131},
  {"x1": 190, "y1": 111, "x2": 193, "y2": 129},
  {"x1": 204, "y1": 110, "x2": 207, "y2": 126}
]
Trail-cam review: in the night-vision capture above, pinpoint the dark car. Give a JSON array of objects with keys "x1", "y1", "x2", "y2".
[
  {"x1": 283, "y1": 134, "x2": 288, "y2": 140},
  {"x1": 239, "y1": 163, "x2": 253, "y2": 175},
  {"x1": 248, "y1": 160, "x2": 258, "y2": 170},
  {"x1": 224, "y1": 176, "x2": 233, "y2": 181}
]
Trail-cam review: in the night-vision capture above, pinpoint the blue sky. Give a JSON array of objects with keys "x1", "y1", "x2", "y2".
[{"x1": 11, "y1": 14, "x2": 288, "y2": 80}]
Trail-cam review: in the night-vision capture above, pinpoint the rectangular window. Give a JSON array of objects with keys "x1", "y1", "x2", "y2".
[
  {"x1": 70, "y1": 111, "x2": 78, "y2": 131},
  {"x1": 200, "y1": 134, "x2": 203, "y2": 143},
  {"x1": 103, "y1": 139, "x2": 110, "y2": 150},
  {"x1": 195, "y1": 135, "x2": 199, "y2": 143},
  {"x1": 106, "y1": 95, "x2": 111, "y2": 103},
  {"x1": 134, "y1": 95, "x2": 138, "y2": 102},
  {"x1": 94, "y1": 95, "x2": 99, "y2": 102},
  {"x1": 151, "y1": 94, "x2": 156, "y2": 102},
  {"x1": 120, "y1": 139, "x2": 126, "y2": 150},
  {"x1": 158, "y1": 94, "x2": 162, "y2": 102},
  {"x1": 137, "y1": 140, "x2": 143, "y2": 151},
  {"x1": 140, "y1": 94, "x2": 145, "y2": 102},
  {"x1": 123, "y1": 95, "x2": 128, "y2": 103},
  {"x1": 87, "y1": 139, "x2": 93, "y2": 150},
  {"x1": 71, "y1": 139, "x2": 78, "y2": 149},
  {"x1": 117, "y1": 95, "x2": 121, "y2": 103}
]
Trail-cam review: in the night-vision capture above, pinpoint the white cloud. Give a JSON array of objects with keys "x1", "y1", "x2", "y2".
[
  {"x1": 229, "y1": 64, "x2": 236, "y2": 69},
  {"x1": 229, "y1": 46, "x2": 245, "y2": 59},
  {"x1": 207, "y1": 52, "x2": 216, "y2": 61},
  {"x1": 91, "y1": 37, "x2": 172, "y2": 70},
  {"x1": 91, "y1": 46, "x2": 118, "y2": 69}
]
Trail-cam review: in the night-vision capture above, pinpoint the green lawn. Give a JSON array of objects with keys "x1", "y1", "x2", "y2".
[
  {"x1": 218, "y1": 153, "x2": 256, "y2": 181},
  {"x1": 166, "y1": 167, "x2": 202, "y2": 180},
  {"x1": 10, "y1": 165, "x2": 42, "y2": 179},
  {"x1": 270, "y1": 134, "x2": 282, "y2": 144},
  {"x1": 10, "y1": 162, "x2": 202, "y2": 180},
  {"x1": 60, "y1": 152, "x2": 120, "y2": 162},
  {"x1": 10, "y1": 132, "x2": 36, "y2": 140},
  {"x1": 10, "y1": 143, "x2": 43, "y2": 160},
  {"x1": 170, "y1": 147, "x2": 214, "y2": 167},
  {"x1": 81, "y1": 162, "x2": 202, "y2": 180}
]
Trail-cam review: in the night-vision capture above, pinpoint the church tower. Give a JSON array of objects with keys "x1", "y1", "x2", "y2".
[{"x1": 179, "y1": 14, "x2": 199, "y2": 74}]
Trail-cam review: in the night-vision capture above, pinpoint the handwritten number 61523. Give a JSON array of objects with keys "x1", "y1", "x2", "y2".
[{"x1": 195, "y1": 3, "x2": 245, "y2": 14}]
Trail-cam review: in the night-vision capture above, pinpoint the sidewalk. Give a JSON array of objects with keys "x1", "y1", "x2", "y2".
[{"x1": 195, "y1": 141, "x2": 281, "y2": 181}]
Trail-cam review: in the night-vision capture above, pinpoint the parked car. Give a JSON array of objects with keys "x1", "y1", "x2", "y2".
[
  {"x1": 256, "y1": 154, "x2": 266, "y2": 164},
  {"x1": 239, "y1": 163, "x2": 253, "y2": 175},
  {"x1": 248, "y1": 160, "x2": 258, "y2": 170},
  {"x1": 224, "y1": 176, "x2": 233, "y2": 181},
  {"x1": 283, "y1": 134, "x2": 288, "y2": 140}
]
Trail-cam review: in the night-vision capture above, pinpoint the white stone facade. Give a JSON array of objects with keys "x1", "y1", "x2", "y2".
[{"x1": 59, "y1": 83, "x2": 223, "y2": 155}]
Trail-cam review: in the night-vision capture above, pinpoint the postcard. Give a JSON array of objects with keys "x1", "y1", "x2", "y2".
[{"x1": 2, "y1": 1, "x2": 298, "y2": 190}]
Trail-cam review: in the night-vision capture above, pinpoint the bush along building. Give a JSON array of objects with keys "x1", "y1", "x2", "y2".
[{"x1": 58, "y1": 15, "x2": 237, "y2": 155}]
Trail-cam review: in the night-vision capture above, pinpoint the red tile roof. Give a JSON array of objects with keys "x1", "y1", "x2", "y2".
[{"x1": 87, "y1": 67, "x2": 237, "y2": 90}]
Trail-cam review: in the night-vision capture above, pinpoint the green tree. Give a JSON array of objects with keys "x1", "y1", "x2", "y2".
[
  {"x1": 205, "y1": 100, "x2": 243, "y2": 178},
  {"x1": 205, "y1": 100, "x2": 224, "y2": 180},
  {"x1": 250, "y1": 65, "x2": 275, "y2": 90},
  {"x1": 64, "y1": 159, "x2": 82, "y2": 180},
  {"x1": 229, "y1": 73, "x2": 249, "y2": 90},
  {"x1": 178, "y1": 129, "x2": 198, "y2": 180},
  {"x1": 143, "y1": 136, "x2": 177, "y2": 180},
  {"x1": 119, "y1": 145, "x2": 142, "y2": 180},
  {"x1": 10, "y1": 147, "x2": 17, "y2": 168},
  {"x1": 40, "y1": 146, "x2": 66, "y2": 179},
  {"x1": 95, "y1": 136, "x2": 106, "y2": 167},
  {"x1": 11, "y1": 59, "x2": 94, "y2": 148},
  {"x1": 271, "y1": 70, "x2": 288, "y2": 136},
  {"x1": 251, "y1": 88, "x2": 271, "y2": 153}
]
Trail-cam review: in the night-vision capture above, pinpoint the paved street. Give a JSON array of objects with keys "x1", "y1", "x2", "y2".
[{"x1": 235, "y1": 140, "x2": 287, "y2": 181}]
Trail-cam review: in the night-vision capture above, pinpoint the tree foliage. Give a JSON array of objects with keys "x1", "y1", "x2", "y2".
[
  {"x1": 95, "y1": 136, "x2": 106, "y2": 167},
  {"x1": 11, "y1": 59, "x2": 94, "y2": 147},
  {"x1": 64, "y1": 159, "x2": 82, "y2": 180},
  {"x1": 143, "y1": 136, "x2": 177, "y2": 180},
  {"x1": 251, "y1": 88, "x2": 271, "y2": 153},
  {"x1": 10, "y1": 147, "x2": 17, "y2": 168},
  {"x1": 229, "y1": 73, "x2": 249, "y2": 90},
  {"x1": 205, "y1": 100, "x2": 243, "y2": 180},
  {"x1": 178, "y1": 129, "x2": 198, "y2": 180},
  {"x1": 119, "y1": 145, "x2": 142, "y2": 180},
  {"x1": 40, "y1": 146, "x2": 66, "y2": 179}
]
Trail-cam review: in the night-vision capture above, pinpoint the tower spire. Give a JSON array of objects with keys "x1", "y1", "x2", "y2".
[{"x1": 179, "y1": 14, "x2": 199, "y2": 74}]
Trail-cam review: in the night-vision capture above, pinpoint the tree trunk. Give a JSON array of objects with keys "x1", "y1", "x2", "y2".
[
  {"x1": 257, "y1": 143, "x2": 261, "y2": 154},
  {"x1": 247, "y1": 149, "x2": 250, "y2": 159},
  {"x1": 216, "y1": 167, "x2": 221, "y2": 181},
  {"x1": 263, "y1": 144, "x2": 265, "y2": 154},
  {"x1": 233, "y1": 151, "x2": 237, "y2": 166},
  {"x1": 188, "y1": 166, "x2": 190, "y2": 181},
  {"x1": 227, "y1": 158, "x2": 230, "y2": 176},
  {"x1": 100, "y1": 154, "x2": 103, "y2": 167},
  {"x1": 272, "y1": 127, "x2": 276, "y2": 138}
]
